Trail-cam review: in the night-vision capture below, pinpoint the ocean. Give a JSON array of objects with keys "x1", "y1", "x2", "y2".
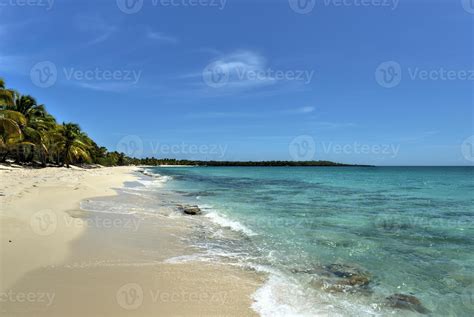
[{"x1": 88, "y1": 166, "x2": 474, "y2": 316}]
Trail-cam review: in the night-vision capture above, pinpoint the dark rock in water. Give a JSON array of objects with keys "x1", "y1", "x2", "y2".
[
  {"x1": 291, "y1": 268, "x2": 321, "y2": 274},
  {"x1": 386, "y1": 293, "x2": 430, "y2": 314},
  {"x1": 178, "y1": 204, "x2": 202, "y2": 215},
  {"x1": 318, "y1": 275, "x2": 371, "y2": 294},
  {"x1": 337, "y1": 275, "x2": 370, "y2": 287},
  {"x1": 323, "y1": 263, "x2": 368, "y2": 279},
  {"x1": 301, "y1": 263, "x2": 372, "y2": 294}
]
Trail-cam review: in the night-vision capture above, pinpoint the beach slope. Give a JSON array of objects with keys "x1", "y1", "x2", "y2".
[{"x1": 0, "y1": 166, "x2": 260, "y2": 316}]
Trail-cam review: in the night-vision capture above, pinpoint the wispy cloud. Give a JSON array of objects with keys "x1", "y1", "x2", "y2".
[
  {"x1": 285, "y1": 106, "x2": 316, "y2": 114},
  {"x1": 178, "y1": 50, "x2": 316, "y2": 99},
  {"x1": 187, "y1": 106, "x2": 316, "y2": 119},
  {"x1": 181, "y1": 50, "x2": 275, "y2": 89},
  {"x1": 209, "y1": 50, "x2": 275, "y2": 89},
  {"x1": 74, "y1": 15, "x2": 116, "y2": 46},
  {"x1": 312, "y1": 121, "x2": 357, "y2": 129},
  {"x1": 147, "y1": 31, "x2": 178, "y2": 44},
  {"x1": 74, "y1": 82, "x2": 138, "y2": 92},
  {"x1": 187, "y1": 111, "x2": 262, "y2": 119}
]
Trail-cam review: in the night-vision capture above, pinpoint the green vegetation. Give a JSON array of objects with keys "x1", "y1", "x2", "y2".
[
  {"x1": 0, "y1": 78, "x2": 130, "y2": 167},
  {"x1": 0, "y1": 78, "x2": 359, "y2": 168},
  {"x1": 130, "y1": 158, "x2": 358, "y2": 167}
]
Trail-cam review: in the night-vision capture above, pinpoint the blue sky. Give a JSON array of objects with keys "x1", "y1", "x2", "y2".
[{"x1": 1, "y1": 0, "x2": 473, "y2": 165}]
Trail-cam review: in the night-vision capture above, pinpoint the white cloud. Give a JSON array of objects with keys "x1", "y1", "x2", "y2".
[
  {"x1": 209, "y1": 50, "x2": 275, "y2": 88},
  {"x1": 147, "y1": 31, "x2": 178, "y2": 44},
  {"x1": 180, "y1": 50, "x2": 277, "y2": 91},
  {"x1": 174, "y1": 50, "x2": 314, "y2": 98}
]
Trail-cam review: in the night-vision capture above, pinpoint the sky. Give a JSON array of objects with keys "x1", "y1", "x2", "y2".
[{"x1": 1, "y1": 0, "x2": 473, "y2": 165}]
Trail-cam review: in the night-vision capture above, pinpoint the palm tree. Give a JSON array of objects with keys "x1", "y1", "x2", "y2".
[
  {"x1": 0, "y1": 110, "x2": 32, "y2": 162},
  {"x1": 0, "y1": 78, "x2": 15, "y2": 108},
  {"x1": 2, "y1": 94, "x2": 57, "y2": 164},
  {"x1": 57, "y1": 123, "x2": 92, "y2": 167}
]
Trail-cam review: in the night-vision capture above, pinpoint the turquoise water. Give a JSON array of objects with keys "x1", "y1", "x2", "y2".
[{"x1": 146, "y1": 166, "x2": 474, "y2": 316}]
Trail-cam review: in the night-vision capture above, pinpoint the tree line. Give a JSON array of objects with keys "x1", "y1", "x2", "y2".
[
  {"x1": 132, "y1": 158, "x2": 358, "y2": 167},
  {"x1": 0, "y1": 78, "x2": 131, "y2": 167}
]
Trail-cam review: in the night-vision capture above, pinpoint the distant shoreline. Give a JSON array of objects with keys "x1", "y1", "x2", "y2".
[
  {"x1": 138, "y1": 159, "x2": 373, "y2": 167},
  {"x1": 1, "y1": 160, "x2": 374, "y2": 169}
]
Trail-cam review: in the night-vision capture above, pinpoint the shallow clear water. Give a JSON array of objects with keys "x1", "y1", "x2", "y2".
[{"x1": 142, "y1": 166, "x2": 473, "y2": 316}]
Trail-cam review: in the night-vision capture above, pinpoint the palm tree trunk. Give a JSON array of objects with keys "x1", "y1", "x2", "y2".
[{"x1": 1, "y1": 150, "x2": 9, "y2": 162}]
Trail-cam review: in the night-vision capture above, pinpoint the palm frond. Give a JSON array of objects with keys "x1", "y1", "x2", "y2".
[{"x1": 0, "y1": 110, "x2": 27, "y2": 126}]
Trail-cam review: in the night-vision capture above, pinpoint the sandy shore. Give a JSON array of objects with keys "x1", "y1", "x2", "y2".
[{"x1": 0, "y1": 166, "x2": 261, "y2": 316}]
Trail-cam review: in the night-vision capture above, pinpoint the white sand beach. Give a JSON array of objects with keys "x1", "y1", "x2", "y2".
[{"x1": 0, "y1": 166, "x2": 262, "y2": 316}]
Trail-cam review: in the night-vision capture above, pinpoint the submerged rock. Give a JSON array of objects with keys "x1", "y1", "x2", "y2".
[
  {"x1": 317, "y1": 275, "x2": 371, "y2": 293},
  {"x1": 386, "y1": 293, "x2": 430, "y2": 314},
  {"x1": 323, "y1": 264, "x2": 367, "y2": 278},
  {"x1": 178, "y1": 204, "x2": 202, "y2": 215},
  {"x1": 294, "y1": 263, "x2": 372, "y2": 294},
  {"x1": 326, "y1": 265, "x2": 371, "y2": 293},
  {"x1": 291, "y1": 268, "x2": 322, "y2": 274}
]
